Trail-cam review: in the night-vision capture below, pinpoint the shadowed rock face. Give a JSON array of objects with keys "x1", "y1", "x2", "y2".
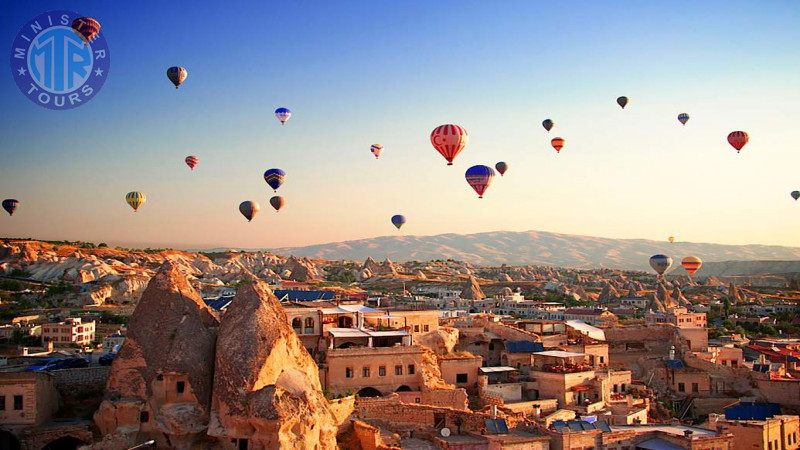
[
  {"x1": 209, "y1": 280, "x2": 337, "y2": 449},
  {"x1": 461, "y1": 276, "x2": 485, "y2": 300}
]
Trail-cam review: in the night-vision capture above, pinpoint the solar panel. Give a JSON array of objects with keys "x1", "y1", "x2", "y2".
[
  {"x1": 485, "y1": 419, "x2": 498, "y2": 434},
  {"x1": 596, "y1": 421, "x2": 612, "y2": 432},
  {"x1": 496, "y1": 419, "x2": 509, "y2": 433}
]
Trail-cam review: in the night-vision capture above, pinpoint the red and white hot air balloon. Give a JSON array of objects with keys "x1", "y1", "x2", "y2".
[
  {"x1": 727, "y1": 131, "x2": 749, "y2": 153},
  {"x1": 430, "y1": 124, "x2": 468, "y2": 165},
  {"x1": 370, "y1": 144, "x2": 384, "y2": 159},
  {"x1": 185, "y1": 156, "x2": 199, "y2": 170}
]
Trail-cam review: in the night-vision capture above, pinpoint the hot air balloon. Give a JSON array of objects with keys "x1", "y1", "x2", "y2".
[
  {"x1": 649, "y1": 254, "x2": 672, "y2": 276},
  {"x1": 617, "y1": 96, "x2": 629, "y2": 109},
  {"x1": 125, "y1": 192, "x2": 146, "y2": 212},
  {"x1": 275, "y1": 107, "x2": 292, "y2": 125},
  {"x1": 542, "y1": 119, "x2": 554, "y2": 132},
  {"x1": 551, "y1": 137, "x2": 565, "y2": 154},
  {"x1": 239, "y1": 201, "x2": 260, "y2": 221},
  {"x1": 495, "y1": 162, "x2": 508, "y2": 176},
  {"x1": 185, "y1": 156, "x2": 199, "y2": 170},
  {"x1": 727, "y1": 131, "x2": 749, "y2": 153},
  {"x1": 430, "y1": 124, "x2": 469, "y2": 165},
  {"x1": 263, "y1": 169, "x2": 286, "y2": 192},
  {"x1": 792, "y1": 191, "x2": 800, "y2": 201},
  {"x1": 465, "y1": 165, "x2": 496, "y2": 198},
  {"x1": 391, "y1": 214, "x2": 406, "y2": 230},
  {"x1": 71, "y1": 17, "x2": 101, "y2": 44},
  {"x1": 678, "y1": 113, "x2": 690, "y2": 126},
  {"x1": 669, "y1": 236, "x2": 675, "y2": 244},
  {"x1": 2, "y1": 199, "x2": 19, "y2": 216},
  {"x1": 166, "y1": 66, "x2": 188, "y2": 89},
  {"x1": 681, "y1": 256, "x2": 702, "y2": 276},
  {"x1": 269, "y1": 196, "x2": 285, "y2": 212},
  {"x1": 370, "y1": 144, "x2": 384, "y2": 159}
]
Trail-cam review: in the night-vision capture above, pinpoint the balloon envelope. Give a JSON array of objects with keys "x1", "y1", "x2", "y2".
[
  {"x1": 727, "y1": 131, "x2": 749, "y2": 152},
  {"x1": 275, "y1": 107, "x2": 292, "y2": 125},
  {"x1": 269, "y1": 196, "x2": 285, "y2": 212},
  {"x1": 370, "y1": 144, "x2": 384, "y2": 159},
  {"x1": 185, "y1": 156, "x2": 199, "y2": 170},
  {"x1": 71, "y1": 17, "x2": 100, "y2": 43},
  {"x1": 239, "y1": 201, "x2": 260, "y2": 221},
  {"x1": 668, "y1": 236, "x2": 675, "y2": 244},
  {"x1": 465, "y1": 165, "x2": 496, "y2": 198},
  {"x1": 678, "y1": 113, "x2": 690, "y2": 125},
  {"x1": 166, "y1": 66, "x2": 188, "y2": 89},
  {"x1": 391, "y1": 214, "x2": 406, "y2": 229},
  {"x1": 551, "y1": 137, "x2": 565, "y2": 153},
  {"x1": 542, "y1": 119, "x2": 554, "y2": 132},
  {"x1": 681, "y1": 256, "x2": 703, "y2": 276},
  {"x1": 125, "y1": 192, "x2": 146, "y2": 212},
  {"x1": 495, "y1": 162, "x2": 508, "y2": 176},
  {"x1": 264, "y1": 169, "x2": 286, "y2": 191},
  {"x1": 649, "y1": 254, "x2": 672, "y2": 275},
  {"x1": 617, "y1": 96, "x2": 629, "y2": 109},
  {"x1": 792, "y1": 191, "x2": 800, "y2": 201},
  {"x1": 2, "y1": 199, "x2": 19, "y2": 216},
  {"x1": 430, "y1": 124, "x2": 469, "y2": 165}
]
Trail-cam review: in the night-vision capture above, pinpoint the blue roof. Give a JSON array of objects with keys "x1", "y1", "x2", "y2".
[
  {"x1": 505, "y1": 341, "x2": 545, "y2": 353},
  {"x1": 274, "y1": 290, "x2": 336, "y2": 301},
  {"x1": 752, "y1": 364, "x2": 771, "y2": 373},
  {"x1": 665, "y1": 360, "x2": 685, "y2": 369},
  {"x1": 725, "y1": 402, "x2": 782, "y2": 420},
  {"x1": 204, "y1": 298, "x2": 233, "y2": 311}
]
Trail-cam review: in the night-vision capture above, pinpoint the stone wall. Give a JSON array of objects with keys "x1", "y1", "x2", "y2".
[
  {"x1": 396, "y1": 388, "x2": 469, "y2": 410},
  {"x1": 50, "y1": 366, "x2": 109, "y2": 397}
]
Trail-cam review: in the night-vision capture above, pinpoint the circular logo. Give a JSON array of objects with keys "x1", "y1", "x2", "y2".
[{"x1": 9, "y1": 10, "x2": 110, "y2": 110}]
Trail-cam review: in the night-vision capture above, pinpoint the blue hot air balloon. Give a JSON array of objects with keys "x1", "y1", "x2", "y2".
[
  {"x1": 275, "y1": 107, "x2": 292, "y2": 125},
  {"x1": 263, "y1": 168, "x2": 286, "y2": 192},
  {"x1": 465, "y1": 165, "x2": 496, "y2": 198},
  {"x1": 649, "y1": 254, "x2": 673, "y2": 276},
  {"x1": 391, "y1": 214, "x2": 406, "y2": 230}
]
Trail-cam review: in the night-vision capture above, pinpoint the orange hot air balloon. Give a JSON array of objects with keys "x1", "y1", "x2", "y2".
[
  {"x1": 668, "y1": 236, "x2": 675, "y2": 244},
  {"x1": 185, "y1": 156, "x2": 199, "y2": 170},
  {"x1": 551, "y1": 137, "x2": 565, "y2": 154},
  {"x1": 727, "y1": 131, "x2": 749, "y2": 153},
  {"x1": 430, "y1": 124, "x2": 468, "y2": 165},
  {"x1": 681, "y1": 256, "x2": 702, "y2": 276}
]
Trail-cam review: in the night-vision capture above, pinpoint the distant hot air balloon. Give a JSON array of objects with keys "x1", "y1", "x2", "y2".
[
  {"x1": 71, "y1": 17, "x2": 101, "y2": 44},
  {"x1": 370, "y1": 144, "x2": 384, "y2": 159},
  {"x1": 430, "y1": 124, "x2": 469, "y2": 165},
  {"x1": 677, "y1": 113, "x2": 690, "y2": 126},
  {"x1": 792, "y1": 191, "x2": 800, "y2": 201},
  {"x1": 269, "y1": 196, "x2": 285, "y2": 212},
  {"x1": 551, "y1": 137, "x2": 565, "y2": 154},
  {"x1": 465, "y1": 165, "x2": 496, "y2": 198},
  {"x1": 681, "y1": 256, "x2": 703, "y2": 276},
  {"x1": 239, "y1": 201, "x2": 260, "y2": 221},
  {"x1": 542, "y1": 119, "x2": 554, "y2": 132},
  {"x1": 391, "y1": 214, "x2": 406, "y2": 230},
  {"x1": 649, "y1": 254, "x2": 673, "y2": 276},
  {"x1": 263, "y1": 169, "x2": 286, "y2": 192},
  {"x1": 275, "y1": 107, "x2": 292, "y2": 125},
  {"x1": 125, "y1": 192, "x2": 146, "y2": 212},
  {"x1": 166, "y1": 66, "x2": 188, "y2": 89},
  {"x1": 185, "y1": 156, "x2": 199, "y2": 170},
  {"x1": 2, "y1": 199, "x2": 19, "y2": 216},
  {"x1": 495, "y1": 162, "x2": 508, "y2": 176},
  {"x1": 668, "y1": 236, "x2": 675, "y2": 244},
  {"x1": 727, "y1": 131, "x2": 749, "y2": 153},
  {"x1": 617, "y1": 96, "x2": 629, "y2": 109}
]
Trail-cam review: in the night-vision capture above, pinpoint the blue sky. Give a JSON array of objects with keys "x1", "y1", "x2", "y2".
[{"x1": 1, "y1": 1, "x2": 799, "y2": 249}]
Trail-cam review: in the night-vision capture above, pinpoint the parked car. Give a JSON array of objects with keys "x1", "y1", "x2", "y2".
[
  {"x1": 99, "y1": 353, "x2": 116, "y2": 366},
  {"x1": 25, "y1": 358, "x2": 58, "y2": 371},
  {"x1": 26, "y1": 357, "x2": 88, "y2": 371}
]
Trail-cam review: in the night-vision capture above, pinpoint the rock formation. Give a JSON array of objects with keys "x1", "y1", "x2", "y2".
[
  {"x1": 460, "y1": 276, "x2": 485, "y2": 300},
  {"x1": 281, "y1": 256, "x2": 319, "y2": 281},
  {"x1": 599, "y1": 283, "x2": 620, "y2": 303}
]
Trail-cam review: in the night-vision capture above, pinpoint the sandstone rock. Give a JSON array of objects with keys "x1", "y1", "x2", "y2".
[{"x1": 460, "y1": 276, "x2": 485, "y2": 300}]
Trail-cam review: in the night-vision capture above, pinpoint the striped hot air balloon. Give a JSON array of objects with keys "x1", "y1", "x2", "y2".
[
  {"x1": 649, "y1": 254, "x2": 672, "y2": 276},
  {"x1": 678, "y1": 113, "x2": 690, "y2": 126},
  {"x1": 125, "y1": 192, "x2": 146, "y2": 212},
  {"x1": 275, "y1": 107, "x2": 292, "y2": 125},
  {"x1": 239, "y1": 201, "x2": 260, "y2": 221},
  {"x1": 727, "y1": 131, "x2": 749, "y2": 153},
  {"x1": 71, "y1": 17, "x2": 101, "y2": 44},
  {"x1": 370, "y1": 144, "x2": 384, "y2": 159},
  {"x1": 681, "y1": 256, "x2": 703, "y2": 276},
  {"x1": 2, "y1": 199, "x2": 19, "y2": 216},
  {"x1": 465, "y1": 165, "x2": 496, "y2": 198},
  {"x1": 430, "y1": 124, "x2": 469, "y2": 165},
  {"x1": 167, "y1": 66, "x2": 188, "y2": 89},
  {"x1": 551, "y1": 137, "x2": 565, "y2": 154},
  {"x1": 263, "y1": 169, "x2": 286, "y2": 192},
  {"x1": 185, "y1": 156, "x2": 199, "y2": 170}
]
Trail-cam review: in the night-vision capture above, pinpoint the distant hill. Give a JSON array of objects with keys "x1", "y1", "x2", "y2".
[{"x1": 265, "y1": 230, "x2": 800, "y2": 272}]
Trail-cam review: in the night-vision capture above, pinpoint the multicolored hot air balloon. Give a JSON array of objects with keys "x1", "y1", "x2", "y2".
[
  {"x1": 495, "y1": 162, "x2": 508, "y2": 176},
  {"x1": 185, "y1": 156, "x2": 199, "y2": 170},
  {"x1": 2, "y1": 199, "x2": 19, "y2": 216},
  {"x1": 617, "y1": 96, "x2": 629, "y2": 109},
  {"x1": 125, "y1": 192, "x2": 146, "y2": 212},
  {"x1": 669, "y1": 236, "x2": 675, "y2": 244},
  {"x1": 391, "y1": 214, "x2": 406, "y2": 230},
  {"x1": 269, "y1": 196, "x2": 285, "y2": 212},
  {"x1": 678, "y1": 113, "x2": 690, "y2": 126},
  {"x1": 370, "y1": 144, "x2": 384, "y2": 159},
  {"x1": 649, "y1": 254, "x2": 673, "y2": 276},
  {"x1": 71, "y1": 17, "x2": 101, "y2": 44},
  {"x1": 551, "y1": 137, "x2": 565, "y2": 154},
  {"x1": 275, "y1": 107, "x2": 292, "y2": 125},
  {"x1": 727, "y1": 131, "x2": 749, "y2": 153},
  {"x1": 465, "y1": 165, "x2": 495, "y2": 198},
  {"x1": 263, "y1": 169, "x2": 286, "y2": 192},
  {"x1": 167, "y1": 66, "x2": 188, "y2": 89},
  {"x1": 542, "y1": 119, "x2": 554, "y2": 132},
  {"x1": 430, "y1": 124, "x2": 469, "y2": 165},
  {"x1": 239, "y1": 201, "x2": 260, "y2": 221},
  {"x1": 681, "y1": 256, "x2": 702, "y2": 276},
  {"x1": 792, "y1": 191, "x2": 800, "y2": 201}
]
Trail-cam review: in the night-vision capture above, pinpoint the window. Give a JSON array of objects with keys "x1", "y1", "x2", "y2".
[
  {"x1": 292, "y1": 318, "x2": 301, "y2": 329},
  {"x1": 0, "y1": 395, "x2": 4, "y2": 410},
  {"x1": 414, "y1": 325, "x2": 420, "y2": 333},
  {"x1": 678, "y1": 382, "x2": 685, "y2": 392},
  {"x1": 157, "y1": 374, "x2": 164, "y2": 381},
  {"x1": 408, "y1": 364, "x2": 415, "y2": 375},
  {"x1": 379, "y1": 366, "x2": 386, "y2": 377},
  {"x1": 304, "y1": 317, "x2": 314, "y2": 330},
  {"x1": 456, "y1": 373, "x2": 468, "y2": 383},
  {"x1": 13, "y1": 395, "x2": 22, "y2": 410},
  {"x1": 599, "y1": 356, "x2": 605, "y2": 364},
  {"x1": 177, "y1": 381, "x2": 185, "y2": 394},
  {"x1": 395, "y1": 365, "x2": 403, "y2": 376},
  {"x1": 238, "y1": 438, "x2": 249, "y2": 450},
  {"x1": 346, "y1": 367, "x2": 353, "y2": 378},
  {"x1": 140, "y1": 411, "x2": 149, "y2": 423},
  {"x1": 488, "y1": 343, "x2": 495, "y2": 351},
  {"x1": 423, "y1": 325, "x2": 430, "y2": 332},
  {"x1": 692, "y1": 383, "x2": 699, "y2": 393},
  {"x1": 362, "y1": 367, "x2": 370, "y2": 378}
]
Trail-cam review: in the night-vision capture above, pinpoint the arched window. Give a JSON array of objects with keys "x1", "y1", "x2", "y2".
[
  {"x1": 292, "y1": 318, "x2": 301, "y2": 330},
  {"x1": 304, "y1": 317, "x2": 315, "y2": 330}
]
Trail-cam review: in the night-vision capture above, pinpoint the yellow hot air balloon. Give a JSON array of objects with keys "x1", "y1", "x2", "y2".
[
  {"x1": 681, "y1": 256, "x2": 702, "y2": 276},
  {"x1": 668, "y1": 236, "x2": 675, "y2": 244},
  {"x1": 125, "y1": 191, "x2": 146, "y2": 212}
]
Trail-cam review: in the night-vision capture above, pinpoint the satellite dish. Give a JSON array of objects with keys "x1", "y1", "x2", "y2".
[{"x1": 441, "y1": 427, "x2": 451, "y2": 437}]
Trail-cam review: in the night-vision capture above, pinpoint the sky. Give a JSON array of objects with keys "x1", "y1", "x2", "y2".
[{"x1": 1, "y1": 1, "x2": 799, "y2": 250}]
